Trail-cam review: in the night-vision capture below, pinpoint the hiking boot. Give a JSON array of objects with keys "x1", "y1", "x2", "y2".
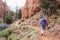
[
  {"x1": 41, "y1": 33, "x2": 46, "y2": 36},
  {"x1": 41, "y1": 33, "x2": 43, "y2": 36}
]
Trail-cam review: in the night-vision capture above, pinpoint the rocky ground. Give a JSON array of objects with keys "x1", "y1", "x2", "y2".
[{"x1": 8, "y1": 26, "x2": 38, "y2": 40}]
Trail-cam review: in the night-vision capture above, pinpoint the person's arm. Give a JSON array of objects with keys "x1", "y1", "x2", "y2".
[{"x1": 46, "y1": 20, "x2": 48, "y2": 26}]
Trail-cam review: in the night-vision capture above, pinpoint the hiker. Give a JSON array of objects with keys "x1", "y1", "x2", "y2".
[{"x1": 40, "y1": 16, "x2": 48, "y2": 36}]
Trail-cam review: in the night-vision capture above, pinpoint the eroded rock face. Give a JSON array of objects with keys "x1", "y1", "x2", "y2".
[
  {"x1": 0, "y1": 0, "x2": 10, "y2": 21},
  {"x1": 57, "y1": 0, "x2": 60, "y2": 5},
  {"x1": 22, "y1": 0, "x2": 40, "y2": 20}
]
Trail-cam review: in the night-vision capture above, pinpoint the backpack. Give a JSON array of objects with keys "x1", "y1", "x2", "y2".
[
  {"x1": 41, "y1": 18, "x2": 46, "y2": 27},
  {"x1": 40, "y1": 17, "x2": 48, "y2": 27}
]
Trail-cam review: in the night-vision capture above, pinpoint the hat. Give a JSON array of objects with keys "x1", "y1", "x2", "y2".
[{"x1": 42, "y1": 16, "x2": 45, "y2": 20}]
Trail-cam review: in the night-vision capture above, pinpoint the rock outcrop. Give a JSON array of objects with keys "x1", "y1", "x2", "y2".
[
  {"x1": 22, "y1": 0, "x2": 40, "y2": 20},
  {"x1": 0, "y1": 0, "x2": 10, "y2": 22},
  {"x1": 57, "y1": 0, "x2": 60, "y2": 9}
]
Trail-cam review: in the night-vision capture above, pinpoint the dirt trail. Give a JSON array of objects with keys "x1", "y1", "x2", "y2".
[
  {"x1": 12, "y1": 20, "x2": 20, "y2": 27},
  {"x1": 27, "y1": 25, "x2": 50, "y2": 40}
]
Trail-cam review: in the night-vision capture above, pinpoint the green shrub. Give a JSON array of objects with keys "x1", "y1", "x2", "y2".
[
  {"x1": 0, "y1": 28, "x2": 12, "y2": 37},
  {"x1": 5, "y1": 16, "x2": 13, "y2": 24},
  {"x1": 50, "y1": 5, "x2": 57, "y2": 13},
  {"x1": 40, "y1": 2, "x2": 49, "y2": 9},
  {"x1": 8, "y1": 33, "x2": 16, "y2": 40},
  {"x1": 17, "y1": 13, "x2": 22, "y2": 19},
  {"x1": 17, "y1": 10, "x2": 22, "y2": 19},
  {"x1": 57, "y1": 16, "x2": 60, "y2": 21},
  {"x1": 39, "y1": 0, "x2": 57, "y2": 15}
]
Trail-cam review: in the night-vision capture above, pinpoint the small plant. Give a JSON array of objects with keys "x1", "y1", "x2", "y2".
[
  {"x1": 18, "y1": 19, "x2": 24, "y2": 24},
  {"x1": 0, "y1": 28, "x2": 12, "y2": 37},
  {"x1": 5, "y1": 16, "x2": 13, "y2": 24},
  {"x1": 50, "y1": 5, "x2": 57, "y2": 13},
  {"x1": 40, "y1": 2, "x2": 50, "y2": 9},
  {"x1": 17, "y1": 9, "x2": 22, "y2": 19},
  {"x1": 8, "y1": 33, "x2": 16, "y2": 40}
]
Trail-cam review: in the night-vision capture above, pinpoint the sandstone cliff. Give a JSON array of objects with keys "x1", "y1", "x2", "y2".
[{"x1": 22, "y1": 0, "x2": 40, "y2": 20}]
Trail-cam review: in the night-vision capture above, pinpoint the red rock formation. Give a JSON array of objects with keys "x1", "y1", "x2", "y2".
[
  {"x1": 57, "y1": 0, "x2": 60, "y2": 9},
  {"x1": 0, "y1": 0, "x2": 10, "y2": 21},
  {"x1": 22, "y1": 0, "x2": 40, "y2": 20},
  {"x1": 57, "y1": 0, "x2": 60, "y2": 5},
  {"x1": 22, "y1": 0, "x2": 60, "y2": 20}
]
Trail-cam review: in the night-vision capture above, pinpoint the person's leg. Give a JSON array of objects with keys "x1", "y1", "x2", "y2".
[
  {"x1": 41, "y1": 27, "x2": 46, "y2": 36},
  {"x1": 43, "y1": 28, "x2": 46, "y2": 36}
]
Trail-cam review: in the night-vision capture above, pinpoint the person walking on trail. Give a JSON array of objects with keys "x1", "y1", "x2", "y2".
[{"x1": 40, "y1": 16, "x2": 48, "y2": 36}]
